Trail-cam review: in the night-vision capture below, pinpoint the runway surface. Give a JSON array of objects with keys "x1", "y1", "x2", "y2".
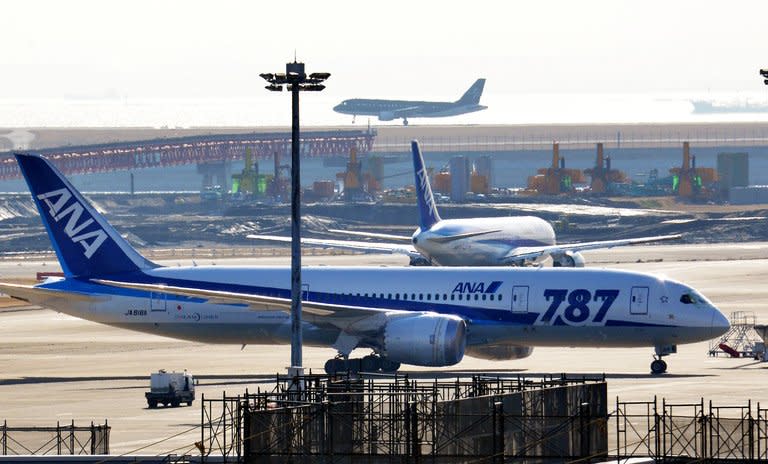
[{"x1": 1, "y1": 242, "x2": 767, "y2": 454}]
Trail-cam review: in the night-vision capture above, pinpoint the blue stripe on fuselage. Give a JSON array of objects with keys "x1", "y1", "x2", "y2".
[{"x1": 40, "y1": 271, "x2": 676, "y2": 329}]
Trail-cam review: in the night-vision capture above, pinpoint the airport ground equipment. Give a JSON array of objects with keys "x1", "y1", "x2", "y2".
[
  {"x1": 145, "y1": 370, "x2": 195, "y2": 408},
  {"x1": 708, "y1": 311, "x2": 767, "y2": 360}
]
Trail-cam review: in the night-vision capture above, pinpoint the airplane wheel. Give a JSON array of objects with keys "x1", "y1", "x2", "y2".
[
  {"x1": 403, "y1": 119, "x2": 409, "y2": 126},
  {"x1": 380, "y1": 358, "x2": 401, "y2": 373},
  {"x1": 361, "y1": 355, "x2": 381, "y2": 372},
  {"x1": 325, "y1": 358, "x2": 342, "y2": 375},
  {"x1": 650, "y1": 359, "x2": 667, "y2": 375}
]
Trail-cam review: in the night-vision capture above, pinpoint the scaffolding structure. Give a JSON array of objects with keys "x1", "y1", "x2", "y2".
[
  {"x1": 0, "y1": 421, "x2": 109, "y2": 455},
  {"x1": 201, "y1": 373, "x2": 608, "y2": 463},
  {"x1": 616, "y1": 397, "x2": 768, "y2": 462}
]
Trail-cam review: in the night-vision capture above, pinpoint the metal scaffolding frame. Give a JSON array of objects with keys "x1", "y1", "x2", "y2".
[
  {"x1": 201, "y1": 373, "x2": 608, "y2": 463},
  {"x1": 0, "y1": 420, "x2": 109, "y2": 456}
]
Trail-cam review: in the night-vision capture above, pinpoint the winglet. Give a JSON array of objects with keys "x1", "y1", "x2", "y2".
[
  {"x1": 411, "y1": 141, "x2": 441, "y2": 230},
  {"x1": 15, "y1": 153, "x2": 158, "y2": 278}
]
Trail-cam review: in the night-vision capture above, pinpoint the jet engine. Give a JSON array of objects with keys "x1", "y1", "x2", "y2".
[
  {"x1": 551, "y1": 251, "x2": 585, "y2": 267},
  {"x1": 382, "y1": 313, "x2": 466, "y2": 366},
  {"x1": 466, "y1": 345, "x2": 534, "y2": 360},
  {"x1": 378, "y1": 111, "x2": 396, "y2": 121}
]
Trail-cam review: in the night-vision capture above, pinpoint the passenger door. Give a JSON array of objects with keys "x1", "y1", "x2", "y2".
[
  {"x1": 630, "y1": 286, "x2": 649, "y2": 315},
  {"x1": 150, "y1": 292, "x2": 167, "y2": 312},
  {"x1": 511, "y1": 286, "x2": 529, "y2": 313}
]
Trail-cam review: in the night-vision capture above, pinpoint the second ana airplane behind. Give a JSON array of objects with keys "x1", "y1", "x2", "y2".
[{"x1": 249, "y1": 141, "x2": 682, "y2": 267}]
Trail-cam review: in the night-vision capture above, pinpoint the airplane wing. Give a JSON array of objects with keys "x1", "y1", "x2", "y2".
[
  {"x1": 247, "y1": 234, "x2": 421, "y2": 259},
  {"x1": 503, "y1": 234, "x2": 683, "y2": 263},
  {"x1": 327, "y1": 229, "x2": 413, "y2": 242},
  {"x1": 425, "y1": 229, "x2": 502, "y2": 244},
  {"x1": 93, "y1": 279, "x2": 412, "y2": 333},
  {"x1": 392, "y1": 106, "x2": 422, "y2": 118}
]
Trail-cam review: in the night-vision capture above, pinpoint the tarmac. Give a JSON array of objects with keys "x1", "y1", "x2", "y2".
[{"x1": 1, "y1": 242, "x2": 768, "y2": 455}]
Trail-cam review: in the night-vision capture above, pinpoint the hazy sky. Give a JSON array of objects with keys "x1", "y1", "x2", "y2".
[{"x1": 2, "y1": 1, "x2": 767, "y2": 125}]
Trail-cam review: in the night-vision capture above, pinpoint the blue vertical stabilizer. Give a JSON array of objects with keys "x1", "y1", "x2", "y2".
[
  {"x1": 411, "y1": 141, "x2": 441, "y2": 230},
  {"x1": 15, "y1": 153, "x2": 158, "y2": 278}
]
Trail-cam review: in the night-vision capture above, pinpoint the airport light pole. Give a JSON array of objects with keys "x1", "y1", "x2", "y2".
[{"x1": 260, "y1": 62, "x2": 330, "y2": 378}]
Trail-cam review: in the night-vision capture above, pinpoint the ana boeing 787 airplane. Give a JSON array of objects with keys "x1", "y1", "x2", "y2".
[
  {"x1": 0, "y1": 153, "x2": 728, "y2": 374},
  {"x1": 333, "y1": 79, "x2": 487, "y2": 126},
  {"x1": 250, "y1": 141, "x2": 682, "y2": 267}
]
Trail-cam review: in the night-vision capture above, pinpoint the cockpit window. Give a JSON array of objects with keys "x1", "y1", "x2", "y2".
[{"x1": 680, "y1": 293, "x2": 696, "y2": 304}]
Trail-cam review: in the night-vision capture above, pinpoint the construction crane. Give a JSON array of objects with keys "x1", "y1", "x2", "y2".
[
  {"x1": 584, "y1": 143, "x2": 627, "y2": 194},
  {"x1": 527, "y1": 142, "x2": 585, "y2": 195},
  {"x1": 669, "y1": 142, "x2": 717, "y2": 199}
]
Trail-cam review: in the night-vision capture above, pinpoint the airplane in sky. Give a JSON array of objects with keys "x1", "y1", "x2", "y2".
[
  {"x1": 249, "y1": 141, "x2": 682, "y2": 267},
  {"x1": 0, "y1": 153, "x2": 727, "y2": 375},
  {"x1": 333, "y1": 79, "x2": 487, "y2": 126}
]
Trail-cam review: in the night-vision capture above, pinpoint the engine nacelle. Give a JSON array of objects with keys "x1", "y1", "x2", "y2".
[
  {"x1": 466, "y1": 345, "x2": 534, "y2": 361},
  {"x1": 383, "y1": 313, "x2": 466, "y2": 367},
  {"x1": 378, "y1": 111, "x2": 396, "y2": 121},
  {"x1": 551, "y1": 251, "x2": 585, "y2": 267}
]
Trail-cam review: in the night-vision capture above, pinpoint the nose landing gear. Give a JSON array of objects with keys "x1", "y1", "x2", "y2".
[
  {"x1": 650, "y1": 344, "x2": 676, "y2": 375},
  {"x1": 650, "y1": 357, "x2": 668, "y2": 374}
]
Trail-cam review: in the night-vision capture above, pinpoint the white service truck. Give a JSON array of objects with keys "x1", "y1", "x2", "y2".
[{"x1": 145, "y1": 370, "x2": 195, "y2": 408}]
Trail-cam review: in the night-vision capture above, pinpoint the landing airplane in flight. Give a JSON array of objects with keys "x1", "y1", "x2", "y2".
[
  {"x1": 0, "y1": 153, "x2": 727, "y2": 374},
  {"x1": 333, "y1": 79, "x2": 487, "y2": 126},
  {"x1": 250, "y1": 141, "x2": 682, "y2": 267}
]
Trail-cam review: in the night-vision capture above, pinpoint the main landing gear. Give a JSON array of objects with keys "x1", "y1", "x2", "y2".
[
  {"x1": 324, "y1": 354, "x2": 401, "y2": 375},
  {"x1": 650, "y1": 344, "x2": 676, "y2": 375}
]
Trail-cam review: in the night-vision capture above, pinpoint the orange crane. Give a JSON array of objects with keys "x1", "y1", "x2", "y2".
[
  {"x1": 584, "y1": 143, "x2": 627, "y2": 194},
  {"x1": 669, "y1": 142, "x2": 717, "y2": 198},
  {"x1": 527, "y1": 142, "x2": 585, "y2": 195}
]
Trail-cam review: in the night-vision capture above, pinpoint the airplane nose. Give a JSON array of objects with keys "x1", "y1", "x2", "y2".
[{"x1": 711, "y1": 308, "x2": 730, "y2": 338}]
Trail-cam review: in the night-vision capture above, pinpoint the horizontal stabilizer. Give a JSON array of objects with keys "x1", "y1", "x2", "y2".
[{"x1": 0, "y1": 282, "x2": 108, "y2": 306}]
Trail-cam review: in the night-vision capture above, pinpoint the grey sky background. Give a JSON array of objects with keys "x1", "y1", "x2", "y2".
[{"x1": 2, "y1": 0, "x2": 767, "y2": 125}]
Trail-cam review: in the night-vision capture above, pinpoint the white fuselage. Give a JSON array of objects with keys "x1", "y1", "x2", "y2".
[
  {"x1": 40, "y1": 265, "x2": 727, "y2": 356},
  {"x1": 413, "y1": 216, "x2": 556, "y2": 266}
]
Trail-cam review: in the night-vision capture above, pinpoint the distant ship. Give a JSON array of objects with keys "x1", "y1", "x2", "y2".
[{"x1": 691, "y1": 100, "x2": 768, "y2": 114}]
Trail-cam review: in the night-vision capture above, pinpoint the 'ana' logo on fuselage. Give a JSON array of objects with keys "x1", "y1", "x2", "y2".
[
  {"x1": 452, "y1": 281, "x2": 502, "y2": 294},
  {"x1": 37, "y1": 188, "x2": 108, "y2": 259}
]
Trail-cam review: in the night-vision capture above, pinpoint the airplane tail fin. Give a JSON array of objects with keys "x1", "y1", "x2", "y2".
[
  {"x1": 411, "y1": 141, "x2": 441, "y2": 230},
  {"x1": 15, "y1": 153, "x2": 159, "y2": 278},
  {"x1": 456, "y1": 79, "x2": 486, "y2": 105}
]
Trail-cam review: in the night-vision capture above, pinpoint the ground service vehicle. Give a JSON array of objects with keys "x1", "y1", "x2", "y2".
[{"x1": 145, "y1": 370, "x2": 195, "y2": 408}]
